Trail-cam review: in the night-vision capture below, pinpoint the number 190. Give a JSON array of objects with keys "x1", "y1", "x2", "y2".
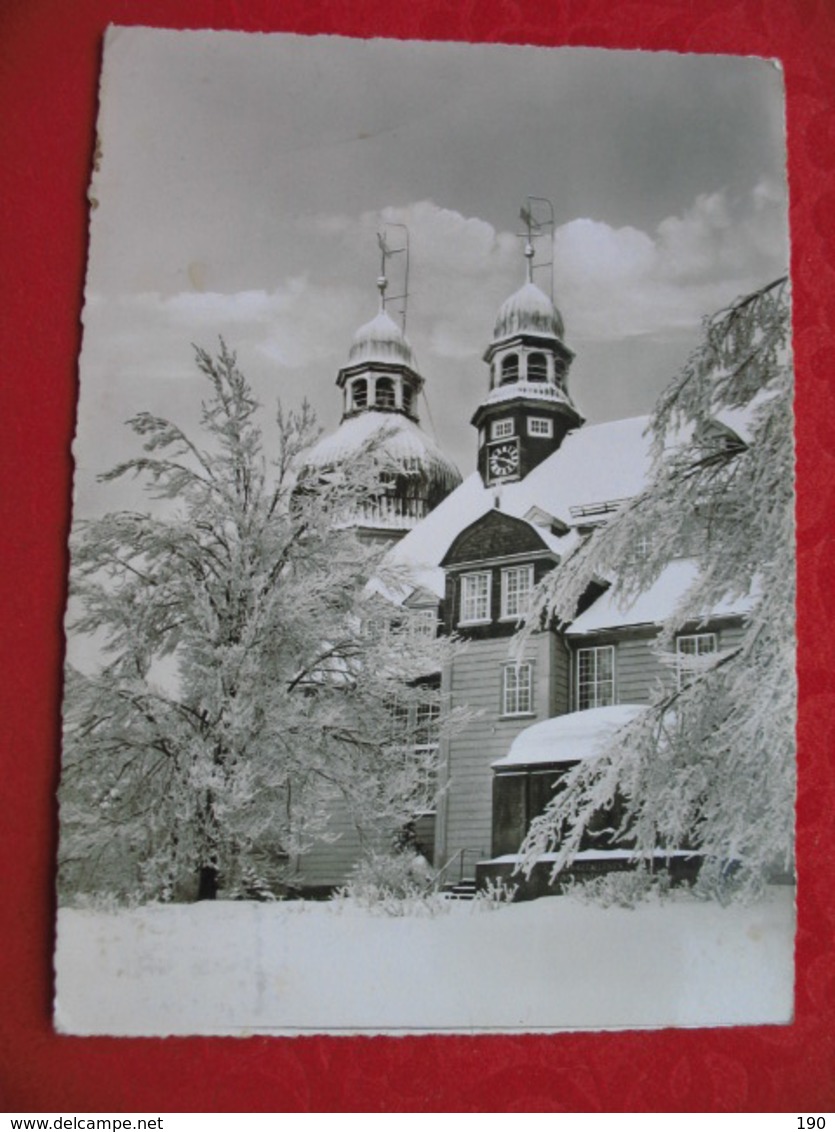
[{"x1": 798, "y1": 1119, "x2": 825, "y2": 1129}]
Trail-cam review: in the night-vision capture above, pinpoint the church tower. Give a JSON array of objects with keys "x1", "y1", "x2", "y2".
[
  {"x1": 473, "y1": 208, "x2": 583, "y2": 487},
  {"x1": 299, "y1": 234, "x2": 461, "y2": 543}
]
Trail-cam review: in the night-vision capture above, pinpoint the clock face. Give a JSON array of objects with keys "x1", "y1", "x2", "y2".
[{"x1": 488, "y1": 440, "x2": 519, "y2": 479}]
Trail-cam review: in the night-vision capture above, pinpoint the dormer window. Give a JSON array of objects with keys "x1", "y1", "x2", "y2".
[
  {"x1": 500, "y1": 354, "x2": 519, "y2": 385},
  {"x1": 408, "y1": 608, "x2": 438, "y2": 639},
  {"x1": 501, "y1": 565, "x2": 534, "y2": 621},
  {"x1": 527, "y1": 352, "x2": 548, "y2": 382},
  {"x1": 460, "y1": 571, "x2": 491, "y2": 624},
  {"x1": 376, "y1": 377, "x2": 396, "y2": 410},
  {"x1": 352, "y1": 378, "x2": 367, "y2": 410}
]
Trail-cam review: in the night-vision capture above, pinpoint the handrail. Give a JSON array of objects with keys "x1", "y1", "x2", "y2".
[
  {"x1": 432, "y1": 847, "x2": 485, "y2": 889},
  {"x1": 432, "y1": 848, "x2": 465, "y2": 890}
]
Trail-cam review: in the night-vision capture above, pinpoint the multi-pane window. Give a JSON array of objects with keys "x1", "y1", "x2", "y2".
[
  {"x1": 502, "y1": 663, "x2": 534, "y2": 716},
  {"x1": 576, "y1": 646, "x2": 615, "y2": 710},
  {"x1": 460, "y1": 571, "x2": 491, "y2": 623},
  {"x1": 408, "y1": 608, "x2": 437, "y2": 640},
  {"x1": 491, "y1": 418, "x2": 514, "y2": 440},
  {"x1": 676, "y1": 633, "x2": 717, "y2": 689},
  {"x1": 388, "y1": 699, "x2": 440, "y2": 813},
  {"x1": 501, "y1": 565, "x2": 534, "y2": 620},
  {"x1": 414, "y1": 701, "x2": 440, "y2": 749},
  {"x1": 387, "y1": 698, "x2": 410, "y2": 742},
  {"x1": 412, "y1": 701, "x2": 440, "y2": 812},
  {"x1": 528, "y1": 417, "x2": 553, "y2": 438}
]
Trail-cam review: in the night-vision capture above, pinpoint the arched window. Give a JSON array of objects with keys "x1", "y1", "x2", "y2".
[
  {"x1": 376, "y1": 377, "x2": 396, "y2": 410},
  {"x1": 352, "y1": 378, "x2": 367, "y2": 410},
  {"x1": 527, "y1": 352, "x2": 548, "y2": 382},
  {"x1": 402, "y1": 385, "x2": 415, "y2": 416},
  {"x1": 500, "y1": 354, "x2": 519, "y2": 385}
]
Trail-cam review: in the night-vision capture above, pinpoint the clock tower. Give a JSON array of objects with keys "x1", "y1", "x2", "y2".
[{"x1": 473, "y1": 229, "x2": 583, "y2": 487}]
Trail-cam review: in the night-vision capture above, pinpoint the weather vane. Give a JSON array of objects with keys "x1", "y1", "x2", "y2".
[{"x1": 516, "y1": 196, "x2": 555, "y2": 301}]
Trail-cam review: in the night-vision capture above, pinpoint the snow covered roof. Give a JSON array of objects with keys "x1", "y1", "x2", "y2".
[
  {"x1": 492, "y1": 281, "x2": 565, "y2": 342},
  {"x1": 710, "y1": 389, "x2": 776, "y2": 447},
  {"x1": 382, "y1": 415, "x2": 653, "y2": 598},
  {"x1": 347, "y1": 308, "x2": 415, "y2": 368},
  {"x1": 301, "y1": 412, "x2": 461, "y2": 492},
  {"x1": 478, "y1": 379, "x2": 579, "y2": 414},
  {"x1": 566, "y1": 559, "x2": 757, "y2": 636},
  {"x1": 492, "y1": 704, "x2": 646, "y2": 768}
]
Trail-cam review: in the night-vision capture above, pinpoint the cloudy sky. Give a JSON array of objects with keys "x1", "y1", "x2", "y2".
[{"x1": 77, "y1": 28, "x2": 789, "y2": 515}]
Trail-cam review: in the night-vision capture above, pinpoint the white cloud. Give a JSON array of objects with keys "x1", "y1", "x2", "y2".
[
  {"x1": 554, "y1": 181, "x2": 788, "y2": 341},
  {"x1": 300, "y1": 188, "x2": 787, "y2": 352}
]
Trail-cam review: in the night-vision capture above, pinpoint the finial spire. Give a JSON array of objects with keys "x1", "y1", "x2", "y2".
[
  {"x1": 519, "y1": 204, "x2": 537, "y2": 284},
  {"x1": 376, "y1": 231, "x2": 390, "y2": 312},
  {"x1": 524, "y1": 240, "x2": 535, "y2": 284}
]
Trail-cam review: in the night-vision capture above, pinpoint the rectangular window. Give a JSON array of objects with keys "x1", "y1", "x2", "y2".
[
  {"x1": 491, "y1": 418, "x2": 514, "y2": 440},
  {"x1": 502, "y1": 662, "x2": 534, "y2": 716},
  {"x1": 414, "y1": 701, "x2": 440, "y2": 749},
  {"x1": 501, "y1": 565, "x2": 534, "y2": 620},
  {"x1": 387, "y1": 699, "x2": 410, "y2": 743},
  {"x1": 676, "y1": 632, "x2": 717, "y2": 689},
  {"x1": 460, "y1": 571, "x2": 491, "y2": 623},
  {"x1": 528, "y1": 416, "x2": 553, "y2": 438},
  {"x1": 409, "y1": 608, "x2": 437, "y2": 639},
  {"x1": 576, "y1": 645, "x2": 615, "y2": 710}
]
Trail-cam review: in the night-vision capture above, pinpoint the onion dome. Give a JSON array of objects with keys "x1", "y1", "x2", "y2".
[
  {"x1": 493, "y1": 281, "x2": 565, "y2": 342},
  {"x1": 348, "y1": 307, "x2": 416, "y2": 368}
]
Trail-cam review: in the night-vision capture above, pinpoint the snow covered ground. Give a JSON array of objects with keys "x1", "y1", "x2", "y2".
[{"x1": 54, "y1": 887, "x2": 794, "y2": 1035}]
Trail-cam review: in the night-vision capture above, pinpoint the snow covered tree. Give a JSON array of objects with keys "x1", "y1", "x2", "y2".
[
  {"x1": 519, "y1": 277, "x2": 794, "y2": 899},
  {"x1": 60, "y1": 342, "x2": 455, "y2": 902}
]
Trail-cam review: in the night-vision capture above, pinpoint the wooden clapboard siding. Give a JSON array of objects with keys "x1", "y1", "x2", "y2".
[
  {"x1": 550, "y1": 632, "x2": 571, "y2": 715},
  {"x1": 438, "y1": 631, "x2": 554, "y2": 869},
  {"x1": 291, "y1": 801, "x2": 367, "y2": 889},
  {"x1": 567, "y1": 630, "x2": 666, "y2": 707},
  {"x1": 567, "y1": 619, "x2": 747, "y2": 708},
  {"x1": 717, "y1": 621, "x2": 745, "y2": 650},
  {"x1": 613, "y1": 633, "x2": 668, "y2": 703}
]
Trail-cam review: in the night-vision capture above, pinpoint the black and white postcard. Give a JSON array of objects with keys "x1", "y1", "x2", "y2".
[{"x1": 56, "y1": 29, "x2": 794, "y2": 1034}]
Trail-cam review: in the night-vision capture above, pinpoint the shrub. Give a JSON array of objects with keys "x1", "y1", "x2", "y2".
[{"x1": 337, "y1": 850, "x2": 446, "y2": 916}]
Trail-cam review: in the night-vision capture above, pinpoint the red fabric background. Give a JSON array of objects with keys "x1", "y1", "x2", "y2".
[{"x1": 1, "y1": 0, "x2": 833, "y2": 1113}]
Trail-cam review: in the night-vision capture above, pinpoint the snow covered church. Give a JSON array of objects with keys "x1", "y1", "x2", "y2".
[{"x1": 293, "y1": 225, "x2": 752, "y2": 899}]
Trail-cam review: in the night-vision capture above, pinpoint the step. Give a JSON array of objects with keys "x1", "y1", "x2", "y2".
[{"x1": 442, "y1": 880, "x2": 478, "y2": 901}]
